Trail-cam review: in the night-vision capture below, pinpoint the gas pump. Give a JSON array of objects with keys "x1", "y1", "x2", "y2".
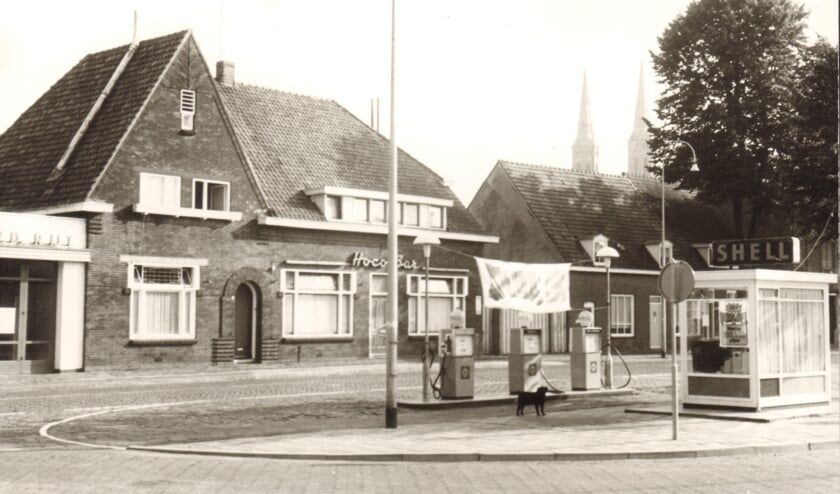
[
  {"x1": 508, "y1": 327, "x2": 543, "y2": 393},
  {"x1": 570, "y1": 306, "x2": 601, "y2": 390},
  {"x1": 437, "y1": 327, "x2": 475, "y2": 399}
]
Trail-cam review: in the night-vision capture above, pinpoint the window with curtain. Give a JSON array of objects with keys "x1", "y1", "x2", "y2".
[
  {"x1": 610, "y1": 294, "x2": 634, "y2": 336},
  {"x1": 758, "y1": 288, "x2": 825, "y2": 375},
  {"x1": 139, "y1": 172, "x2": 180, "y2": 208},
  {"x1": 129, "y1": 264, "x2": 197, "y2": 341},
  {"x1": 407, "y1": 275, "x2": 467, "y2": 335},
  {"x1": 282, "y1": 270, "x2": 355, "y2": 337}
]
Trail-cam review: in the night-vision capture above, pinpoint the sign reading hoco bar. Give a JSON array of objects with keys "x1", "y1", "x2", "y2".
[{"x1": 710, "y1": 237, "x2": 800, "y2": 267}]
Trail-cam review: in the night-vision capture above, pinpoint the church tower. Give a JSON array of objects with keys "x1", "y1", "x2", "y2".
[
  {"x1": 572, "y1": 71, "x2": 598, "y2": 172},
  {"x1": 627, "y1": 64, "x2": 650, "y2": 176}
]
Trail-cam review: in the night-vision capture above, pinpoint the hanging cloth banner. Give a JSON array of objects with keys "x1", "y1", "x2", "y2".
[{"x1": 474, "y1": 257, "x2": 571, "y2": 313}]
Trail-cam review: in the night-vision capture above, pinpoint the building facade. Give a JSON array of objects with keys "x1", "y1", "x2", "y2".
[
  {"x1": 0, "y1": 31, "x2": 496, "y2": 373},
  {"x1": 469, "y1": 160, "x2": 735, "y2": 355}
]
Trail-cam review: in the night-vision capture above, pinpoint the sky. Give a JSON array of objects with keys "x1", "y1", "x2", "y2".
[{"x1": 0, "y1": 0, "x2": 837, "y2": 205}]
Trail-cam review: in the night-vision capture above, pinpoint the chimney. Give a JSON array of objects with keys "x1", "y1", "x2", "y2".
[{"x1": 215, "y1": 61, "x2": 235, "y2": 85}]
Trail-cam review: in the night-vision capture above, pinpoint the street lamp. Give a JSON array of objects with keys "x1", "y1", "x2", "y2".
[
  {"x1": 413, "y1": 233, "x2": 440, "y2": 402},
  {"x1": 660, "y1": 140, "x2": 699, "y2": 358},
  {"x1": 596, "y1": 245, "x2": 619, "y2": 389}
]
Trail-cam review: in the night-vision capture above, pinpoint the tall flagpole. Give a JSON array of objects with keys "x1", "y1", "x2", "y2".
[{"x1": 385, "y1": 0, "x2": 398, "y2": 429}]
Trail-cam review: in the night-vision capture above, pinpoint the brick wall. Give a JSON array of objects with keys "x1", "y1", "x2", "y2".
[{"x1": 81, "y1": 39, "x2": 488, "y2": 369}]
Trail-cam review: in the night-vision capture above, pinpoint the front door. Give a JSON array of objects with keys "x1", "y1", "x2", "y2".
[
  {"x1": 0, "y1": 261, "x2": 56, "y2": 374},
  {"x1": 649, "y1": 295, "x2": 663, "y2": 351},
  {"x1": 234, "y1": 283, "x2": 254, "y2": 361},
  {"x1": 369, "y1": 274, "x2": 387, "y2": 357}
]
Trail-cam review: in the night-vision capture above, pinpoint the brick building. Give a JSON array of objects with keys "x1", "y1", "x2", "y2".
[
  {"x1": 0, "y1": 31, "x2": 496, "y2": 373},
  {"x1": 469, "y1": 160, "x2": 735, "y2": 355}
]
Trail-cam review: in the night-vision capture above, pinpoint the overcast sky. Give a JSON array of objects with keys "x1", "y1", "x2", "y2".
[{"x1": 1, "y1": 0, "x2": 837, "y2": 204}]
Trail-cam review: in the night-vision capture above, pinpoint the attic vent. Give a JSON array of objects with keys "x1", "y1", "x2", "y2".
[{"x1": 180, "y1": 89, "x2": 196, "y2": 133}]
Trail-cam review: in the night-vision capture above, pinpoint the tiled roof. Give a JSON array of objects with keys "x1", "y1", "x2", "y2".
[
  {"x1": 498, "y1": 161, "x2": 734, "y2": 270},
  {"x1": 0, "y1": 31, "x2": 187, "y2": 210},
  {"x1": 216, "y1": 84, "x2": 485, "y2": 234}
]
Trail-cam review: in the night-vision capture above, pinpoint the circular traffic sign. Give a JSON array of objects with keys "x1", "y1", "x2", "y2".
[{"x1": 658, "y1": 260, "x2": 695, "y2": 302}]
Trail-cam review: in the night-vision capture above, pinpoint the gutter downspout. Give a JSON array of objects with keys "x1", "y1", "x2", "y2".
[{"x1": 48, "y1": 39, "x2": 140, "y2": 181}]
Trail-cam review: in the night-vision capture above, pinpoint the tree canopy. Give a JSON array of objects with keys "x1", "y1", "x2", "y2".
[{"x1": 647, "y1": 0, "x2": 819, "y2": 239}]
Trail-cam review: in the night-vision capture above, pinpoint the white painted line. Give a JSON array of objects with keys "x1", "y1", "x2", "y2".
[{"x1": 0, "y1": 412, "x2": 25, "y2": 417}]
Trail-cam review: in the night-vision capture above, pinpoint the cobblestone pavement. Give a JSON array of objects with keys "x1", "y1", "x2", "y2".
[
  {"x1": 0, "y1": 354, "x2": 838, "y2": 492},
  {"x1": 0, "y1": 448, "x2": 837, "y2": 493}
]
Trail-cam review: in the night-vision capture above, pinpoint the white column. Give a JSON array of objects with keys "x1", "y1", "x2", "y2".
[{"x1": 54, "y1": 262, "x2": 86, "y2": 371}]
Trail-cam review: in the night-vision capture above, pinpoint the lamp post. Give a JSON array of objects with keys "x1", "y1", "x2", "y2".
[
  {"x1": 413, "y1": 233, "x2": 440, "y2": 402},
  {"x1": 660, "y1": 140, "x2": 699, "y2": 358},
  {"x1": 596, "y1": 246, "x2": 619, "y2": 389}
]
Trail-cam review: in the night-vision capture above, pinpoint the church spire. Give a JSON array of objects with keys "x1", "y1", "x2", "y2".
[
  {"x1": 627, "y1": 63, "x2": 650, "y2": 176},
  {"x1": 572, "y1": 70, "x2": 598, "y2": 172}
]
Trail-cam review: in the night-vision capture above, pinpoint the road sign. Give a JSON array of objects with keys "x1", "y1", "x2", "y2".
[{"x1": 658, "y1": 260, "x2": 695, "y2": 302}]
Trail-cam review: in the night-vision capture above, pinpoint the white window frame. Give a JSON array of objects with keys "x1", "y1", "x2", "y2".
[
  {"x1": 281, "y1": 269, "x2": 356, "y2": 339},
  {"x1": 180, "y1": 89, "x2": 196, "y2": 132},
  {"x1": 139, "y1": 172, "x2": 181, "y2": 209},
  {"x1": 407, "y1": 274, "x2": 468, "y2": 336},
  {"x1": 610, "y1": 294, "x2": 634, "y2": 337},
  {"x1": 192, "y1": 178, "x2": 231, "y2": 212},
  {"x1": 134, "y1": 173, "x2": 242, "y2": 221},
  {"x1": 124, "y1": 257, "x2": 205, "y2": 342}
]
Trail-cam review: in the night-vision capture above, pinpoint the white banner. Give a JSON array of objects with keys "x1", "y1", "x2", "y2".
[{"x1": 474, "y1": 257, "x2": 570, "y2": 313}]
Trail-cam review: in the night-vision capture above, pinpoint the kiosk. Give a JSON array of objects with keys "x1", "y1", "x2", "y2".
[
  {"x1": 508, "y1": 327, "x2": 543, "y2": 393},
  {"x1": 438, "y1": 327, "x2": 475, "y2": 399},
  {"x1": 679, "y1": 269, "x2": 835, "y2": 410}
]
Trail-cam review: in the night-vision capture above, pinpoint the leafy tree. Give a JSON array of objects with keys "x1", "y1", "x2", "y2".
[
  {"x1": 647, "y1": 0, "x2": 808, "y2": 238},
  {"x1": 780, "y1": 38, "x2": 838, "y2": 240}
]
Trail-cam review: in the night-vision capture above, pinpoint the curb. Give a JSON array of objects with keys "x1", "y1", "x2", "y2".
[
  {"x1": 397, "y1": 388, "x2": 635, "y2": 410},
  {"x1": 127, "y1": 440, "x2": 839, "y2": 462}
]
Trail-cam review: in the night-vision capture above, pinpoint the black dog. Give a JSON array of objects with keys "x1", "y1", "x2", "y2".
[{"x1": 516, "y1": 386, "x2": 548, "y2": 416}]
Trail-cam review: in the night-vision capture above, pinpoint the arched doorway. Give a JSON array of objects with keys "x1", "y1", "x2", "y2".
[{"x1": 234, "y1": 282, "x2": 259, "y2": 361}]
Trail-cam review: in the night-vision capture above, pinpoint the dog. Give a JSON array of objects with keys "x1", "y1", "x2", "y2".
[{"x1": 516, "y1": 386, "x2": 548, "y2": 416}]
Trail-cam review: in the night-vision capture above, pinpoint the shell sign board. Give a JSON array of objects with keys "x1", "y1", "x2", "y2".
[{"x1": 710, "y1": 237, "x2": 800, "y2": 267}]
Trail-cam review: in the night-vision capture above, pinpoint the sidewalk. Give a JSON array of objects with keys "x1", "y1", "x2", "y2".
[{"x1": 130, "y1": 395, "x2": 839, "y2": 462}]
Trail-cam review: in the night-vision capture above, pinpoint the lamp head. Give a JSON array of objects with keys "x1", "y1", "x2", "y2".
[
  {"x1": 596, "y1": 246, "x2": 620, "y2": 268},
  {"x1": 413, "y1": 233, "x2": 440, "y2": 259},
  {"x1": 689, "y1": 161, "x2": 700, "y2": 172}
]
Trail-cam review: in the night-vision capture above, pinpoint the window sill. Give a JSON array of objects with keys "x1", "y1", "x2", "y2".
[
  {"x1": 281, "y1": 335, "x2": 354, "y2": 343},
  {"x1": 134, "y1": 203, "x2": 243, "y2": 222},
  {"x1": 128, "y1": 339, "x2": 198, "y2": 346}
]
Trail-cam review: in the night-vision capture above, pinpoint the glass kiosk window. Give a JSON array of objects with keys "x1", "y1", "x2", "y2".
[{"x1": 686, "y1": 288, "x2": 749, "y2": 375}]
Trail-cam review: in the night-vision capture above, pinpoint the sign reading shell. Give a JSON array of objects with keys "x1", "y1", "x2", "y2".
[{"x1": 710, "y1": 237, "x2": 800, "y2": 267}]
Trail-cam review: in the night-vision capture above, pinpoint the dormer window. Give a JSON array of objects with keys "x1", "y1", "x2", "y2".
[
  {"x1": 580, "y1": 234, "x2": 609, "y2": 266},
  {"x1": 645, "y1": 240, "x2": 673, "y2": 267},
  {"x1": 305, "y1": 186, "x2": 451, "y2": 230},
  {"x1": 180, "y1": 89, "x2": 196, "y2": 133}
]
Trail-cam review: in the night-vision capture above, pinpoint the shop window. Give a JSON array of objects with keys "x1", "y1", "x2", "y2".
[
  {"x1": 128, "y1": 264, "x2": 198, "y2": 341},
  {"x1": 139, "y1": 172, "x2": 180, "y2": 208},
  {"x1": 610, "y1": 294, "x2": 634, "y2": 337},
  {"x1": 193, "y1": 179, "x2": 230, "y2": 212},
  {"x1": 281, "y1": 270, "x2": 356, "y2": 338},
  {"x1": 407, "y1": 274, "x2": 467, "y2": 335},
  {"x1": 758, "y1": 287, "x2": 825, "y2": 374}
]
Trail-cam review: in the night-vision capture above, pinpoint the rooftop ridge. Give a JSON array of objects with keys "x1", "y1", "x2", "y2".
[
  {"x1": 500, "y1": 160, "x2": 634, "y2": 179},
  {"x1": 221, "y1": 81, "x2": 335, "y2": 104}
]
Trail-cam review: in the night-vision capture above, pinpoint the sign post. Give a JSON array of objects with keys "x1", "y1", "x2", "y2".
[{"x1": 658, "y1": 260, "x2": 695, "y2": 441}]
